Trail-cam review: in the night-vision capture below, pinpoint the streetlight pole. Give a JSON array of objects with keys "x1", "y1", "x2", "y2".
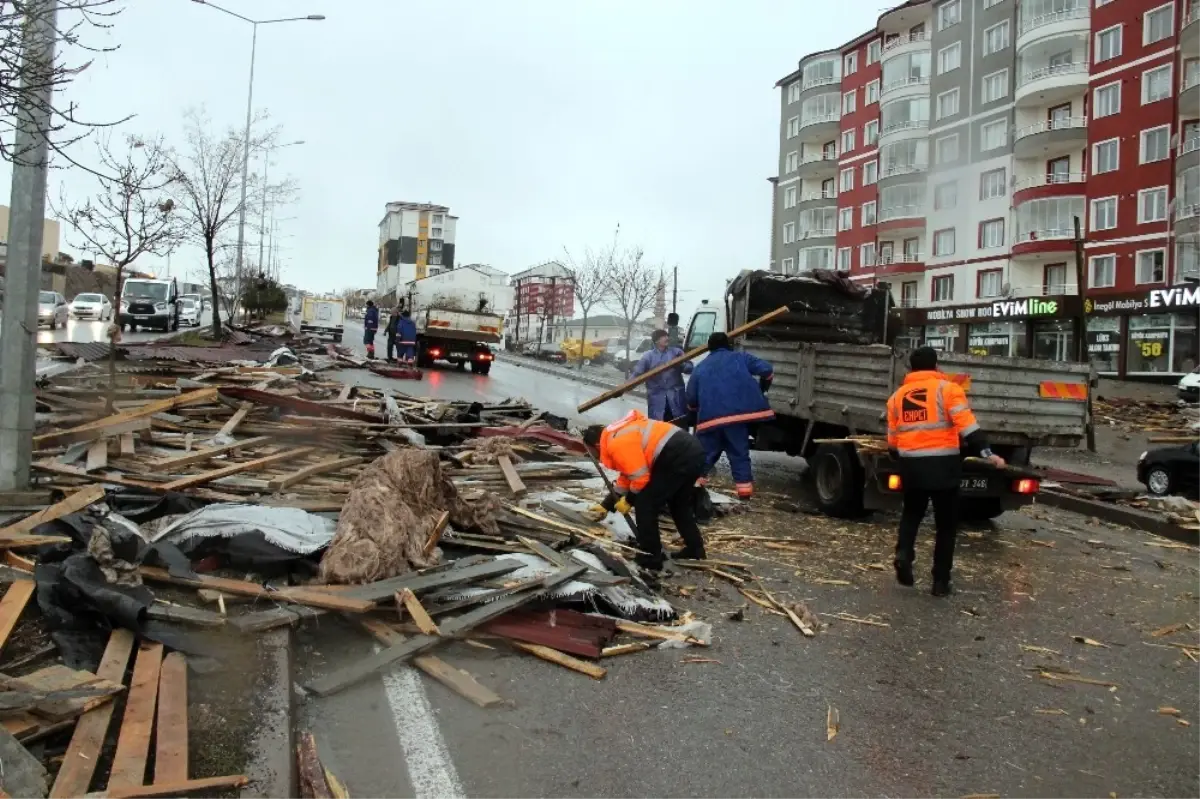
[
  {"x1": 257, "y1": 139, "x2": 303, "y2": 283},
  {"x1": 189, "y1": 1, "x2": 323, "y2": 320}
]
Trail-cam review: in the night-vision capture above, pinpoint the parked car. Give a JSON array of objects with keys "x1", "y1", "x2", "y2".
[
  {"x1": 179, "y1": 297, "x2": 201, "y2": 327},
  {"x1": 1178, "y1": 366, "x2": 1200, "y2": 403},
  {"x1": 532, "y1": 342, "x2": 567, "y2": 364},
  {"x1": 611, "y1": 335, "x2": 653, "y2": 372},
  {"x1": 37, "y1": 291, "x2": 69, "y2": 329},
  {"x1": 1138, "y1": 442, "x2": 1200, "y2": 497},
  {"x1": 69, "y1": 292, "x2": 112, "y2": 321}
]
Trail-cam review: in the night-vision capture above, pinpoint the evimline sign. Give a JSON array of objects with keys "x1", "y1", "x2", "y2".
[
  {"x1": 1148, "y1": 285, "x2": 1200, "y2": 309},
  {"x1": 991, "y1": 298, "x2": 1058, "y2": 319},
  {"x1": 1086, "y1": 285, "x2": 1200, "y2": 314}
]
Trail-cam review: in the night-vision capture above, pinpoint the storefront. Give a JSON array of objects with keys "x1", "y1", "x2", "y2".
[
  {"x1": 1085, "y1": 287, "x2": 1200, "y2": 378},
  {"x1": 900, "y1": 295, "x2": 1081, "y2": 359}
]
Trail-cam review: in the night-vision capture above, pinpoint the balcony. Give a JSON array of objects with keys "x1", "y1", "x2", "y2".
[
  {"x1": 799, "y1": 228, "x2": 836, "y2": 241},
  {"x1": 801, "y1": 75, "x2": 840, "y2": 92},
  {"x1": 1176, "y1": 199, "x2": 1200, "y2": 238},
  {"x1": 877, "y1": 205, "x2": 925, "y2": 235},
  {"x1": 1015, "y1": 61, "x2": 1089, "y2": 108},
  {"x1": 1182, "y1": 70, "x2": 1200, "y2": 122},
  {"x1": 881, "y1": 75, "x2": 931, "y2": 101},
  {"x1": 798, "y1": 112, "x2": 841, "y2": 141},
  {"x1": 1184, "y1": 1, "x2": 1199, "y2": 53},
  {"x1": 877, "y1": 252, "x2": 926, "y2": 276},
  {"x1": 1016, "y1": 1, "x2": 1089, "y2": 51},
  {"x1": 878, "y1": 162, "x2": 928, "y2": 187},
  {"x1": 1013, "y1": 116, "x2": 1087, "y2": 158},
  {"x1": 1179, "y1": 137, "x2": 1200, "y2": 173},
  {"x1": 1013, "y1": 172, "x2": 1087, "y2": 200},
  {"x1": 796, "y1": 151, "x2": 839, "y2": 177},
  {"x1": 881, "y1": 31, "x2": 930, "y2": 59},
  {"x1": 797, "y1": 189, "x2": 838, "y2": 208},
  {"x1": 879, "y1": 118, "x2": 930, "y2": 147}
]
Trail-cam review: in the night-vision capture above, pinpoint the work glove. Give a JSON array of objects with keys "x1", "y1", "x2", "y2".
[
  {"x1": 759, "y1": 375, "x2": 774, "y2": 394},
  {"x1": 614, "y1": 496, "x2": 633, "y2": 515},
  {"x1": 585, "y1": 504, "x2": 608, "y2": 523}
]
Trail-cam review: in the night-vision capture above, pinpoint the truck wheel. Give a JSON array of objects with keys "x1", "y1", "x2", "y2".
[
  {"x1": 171, "y1": 314, "x2": 179, "y2": 332},
  {"x1": 130, "y1": 323, "x2": 138, "y2": 332},
  {"x1": 478, "y1": 362, "x2": 491, "y2": 376},
  {"x1": 456, "y1": 360, "x2": 466, "y2": 371},
  {"x1": 810, "y1": 444, "x2": 867, "y2": 518},
  {"x1": 332, "y1": 334, "x2": 342, "y2": 343},
  {"x1": 960, "y1": 498, "x2": 1005, "y2": 521}
]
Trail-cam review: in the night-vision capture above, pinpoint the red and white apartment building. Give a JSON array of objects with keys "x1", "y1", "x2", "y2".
[{"x1": 771, "y1": 0, "x2": 1200, "y2": 378}]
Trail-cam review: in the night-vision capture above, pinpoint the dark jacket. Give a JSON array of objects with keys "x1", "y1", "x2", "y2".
[
  {"x1": 385, "y1": 312, "x2": 400, "y2": 337},
  {"x1": 397, "y1": 317, "x2": 418, "y2": 343},
  {"x1": 686, "y1": 349, "x2": 774, "y2": 432},
  {"x1": 364, "y1": 306, "x2": 380, "y2": 330}
]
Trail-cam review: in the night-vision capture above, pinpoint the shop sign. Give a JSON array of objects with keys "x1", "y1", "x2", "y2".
[
  {"x1": 991, "y1": 297, "x2": 1059, "y2": 319},
  {"x1": 1149, "y1": 286, "x2": 1200, "y2": 309},
  {"x1": 1086, "y1": 330, "x2": 1120, "y2": 354},
  {"x1": 925, "y1": 306, "x2": 992, "y2": 322},
  {"x1": 914, "y1": 296, "x2": 1076, "y2": 324},
  {"x1": 1086, "y1": 286, "x2": 1200, "y2": 315}
]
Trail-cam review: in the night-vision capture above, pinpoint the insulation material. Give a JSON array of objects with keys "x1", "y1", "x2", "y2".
[
  {"x1": 460, "y1": 436, "x2": 522, "y2": 465},
  {"x1": 319, "y1": 449, "x2": 502, "y2": 584},
  {"x1": 148, "y1": 503, "x2": 336, "y2": 573}
]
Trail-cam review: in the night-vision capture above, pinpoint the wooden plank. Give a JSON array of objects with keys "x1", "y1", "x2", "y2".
[
  {"x1": 508, "y1": 640, "x2": 607, "y2": 680},
  {"x1": 139, "y1": 566, "x2": 375, "y2": 613},
  {"x1": 297, "y1": 731, "x2": 333, "y2": 799},
  {"x1": 396, "y1": 589, "x2": 440, "y2": 635},
  {"x1": 85, "y1": 438, "x2": 108, "y2": 472},
  {"x1": 1, "y1": 664, "x2": 125, "y2": 721},
  {"x1": 153, "y1": 652, "x2": 188, "y2": 785},
  {"x1": 616, "y1": 619, "x2": 709, "y2": 646},
  {"x1": 216, "y1": 402, "x2": 253, "y2": 438},
  {"x1": 103, "y1": 775, "x2": 249, "y2": 798},
  {"x1": 34, "y1": 388, "x2": 220, "y2": 447},
  {"x1": 336, "y1": 384, "x2": 353, "y2": 402},
  {"x1": 107, "y1": 641, "x2": 164, "y2": 791},
  {"x1": 577, "y1": 304, "x2": 790, "y2": 412},
  {"x1": 269, "y1": 455, "x2": 362, "y2": 492},
  {"x1": 0, "y1": 485, "x2": 104, "y2": 538},
  {"x1": 354, "y1": 618, "x2": 504, "y2": 708},
  {"x1": 119, "y1": 432, "x2": 136, "y2": 456},
  {"x1": 50, "y1": 630, "x2": 137, "y2": 799},
  {"x1": 159, "y1": 446, "x2": 315, "y2": 491},
  {"x1": 0, "y1": 491, "x2": 52, "y2": 508},
  {"x1": 422, "y1": 511, "x2": 451, "y2": 556},
  {"x1": 496, "y1": 455, "x2": 527, "y2": 497},
  {"x1": 517, "y1": 536, "x2": 629, "y2": 587},
  {"x1": 0, "y1": 581, "x2": 35, "y2": 657},
  {"x1": 143, "y1": 435, "x2": 273, "y2": 471}
]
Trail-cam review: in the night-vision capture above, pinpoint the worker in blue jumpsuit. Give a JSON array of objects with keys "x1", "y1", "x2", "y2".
[
  {"x1": 396, "y1": 310, "x2": 418, "y2": 364},
  {"x1": 685, "y1": 333, "x2": 775, "y2": 499},
  {"x1": 630, "y1": 329, "x2": 692, "y2": 424},
  {"x1": 363, "y1": 301, "x2": 380, "y2": 359}
]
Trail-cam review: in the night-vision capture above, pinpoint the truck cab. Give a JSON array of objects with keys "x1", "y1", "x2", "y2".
[{"x1": 119, "y1": 277, "x2": 180, "y2": 332}]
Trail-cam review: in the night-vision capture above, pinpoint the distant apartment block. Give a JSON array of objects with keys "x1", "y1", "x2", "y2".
[{"x1": 376, "y1": 201, "x2": 457, "y2": 301}]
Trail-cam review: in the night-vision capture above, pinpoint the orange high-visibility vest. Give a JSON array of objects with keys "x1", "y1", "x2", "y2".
[
  {"x1": 886, "y1": 370, "x2": 980, "y2": 457},
  {"x1": 599, "y1": 410, "x2": 680, "y2": 494}
]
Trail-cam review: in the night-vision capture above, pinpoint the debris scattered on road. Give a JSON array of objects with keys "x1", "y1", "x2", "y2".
[{"x1": 826, "y1": 704, "x2": 839, "y2": 741}]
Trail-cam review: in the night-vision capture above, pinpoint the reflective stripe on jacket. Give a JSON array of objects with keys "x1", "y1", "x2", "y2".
[
  {"x1": 886, "y1": 370, "x2": 980, "y2": 458},
  {"x1": 599, "y1": 409, "x2": 680, "y2": 494}
]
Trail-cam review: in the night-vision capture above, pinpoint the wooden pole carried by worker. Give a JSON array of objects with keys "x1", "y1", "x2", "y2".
[{"x1": 576, "y1": 305, "x2": 790, "y2": 414}]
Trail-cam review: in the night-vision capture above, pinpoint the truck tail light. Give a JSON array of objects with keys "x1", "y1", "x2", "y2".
[
  {"x1": 886, "y1": 474, "x2": 902, "y2": 491},
  {"x1": 1013, "y1": 478, "x2": 1039, "y2": 494},
  {"x1": 429, "y1": 348, "x2": 442, "y2": 358}
]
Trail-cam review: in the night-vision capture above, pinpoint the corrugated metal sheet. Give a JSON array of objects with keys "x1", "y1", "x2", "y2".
[
  {"x1": 124, "y1": 344, "x2": 278, "y2": 364},
  {"x1": 53, "y1": 342, "x2": 121, "y2": 362}
]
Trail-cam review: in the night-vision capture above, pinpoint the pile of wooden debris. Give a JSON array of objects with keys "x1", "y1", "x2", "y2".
[{"x1": 1093, "y1": 396, "x2": 1199, "y2": 440}]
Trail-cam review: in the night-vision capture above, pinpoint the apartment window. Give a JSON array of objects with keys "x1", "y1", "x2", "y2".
[
  {"x1": 979, "y1": 219, "x2": 1005, "y2": 249},
  {"x1": 861, "y1": 242, "x2": 877, "y2": 266},
  {"x1": 901, "y1": 281, "x2": 919, "y2": 305},
  {"x1": 931, "y1": 274, "x2": 955, "y2": 301},
  {"x1": 784, "y1": 185, "x2": 798, "y2": 209},
  {"x1": 837, "y1": 247, "x2": 852, "y2": 270},
  {"x1": 781, "y1": 257, "x2": 795, "y2": 273},
  {"x1": 934, "y1": 181, "x2": 957, "y2": 210},
  {"x1": 1141, "y1": 64, "x2": 1172, "y2": 104},
  {"x1": 430, "y1": 239, "x2": 443, "y2": 251},
  {"x1": 1138, "y1": 187, "x2": 1168, "y2": 223},
  {"x1": 938, "y1": 42, "x2": 961, "y2": 74},
  {"x1": 980, "y1": 168, "x2": 1006, "y2": 200},
  {"x1": 982, "y1": 20, "x2": 1009, "y2": 55},
  {"x1": 786, "y1": 151, "x2": 799, "y2": 172},
  {"x1": 866, "y1": 80, "x2": 880, "y2": 105},
  {"x1": 977, "y1": 269, "x2": 1003, "y2": 298},
  {"x1": 432, "y1": 214, "x2": 444, "y2": 224},
  {"x1": 1136, "y1": 249, "x2": 1166, "y2": 284},
  {"x1": 431, "y1": 227, "x2": 443, "y2": 238},
  {"x1": 1095, "y1": 25, "x2": 1122, "y2": 62},
  {"x1": 822, "y1": 140, "x2": 838, "y2": 159},
  {"x1": 862, "y1": 201, "x2": 878, "y2": 226},
  {"x1": 843, "y1": 90, "x2": 857, "y2": 114},
  {"x1": 844, "y1": 52, "x2": 858, "y2": 75},
  {"x1": 1143, "y1": 3, "x2": 1174, "y2": 45},
  {"x1": 839, "y1": 167, "x2": 855, "y2": 191},
  {"x1": 864, "y1": 119, "x2": 880, "y2": 146},
  {"x1": 936, "y1": 88, "x2": 960, "y2": 120},
  {"x1": 429, "y1": 253, "x2": 442, "y2": 265},
  {"x1": 937, "y1": 0, "x2": 961, "y2": 30},
  {"x1": 1047, "y1": 156, "x2": 1071, "y2": 182},
  {"x1": 786, "y1": 116, "x2": 800, "y2": 138},
  {"x1": 1092, "y1": 139, "x2": 1119, "y2": 174},
  {"x1": 867, "y1": 39, "x2": 882, "y2": 64},
  {"x1": 980, "y1": 119, "x2": 1007, "y2": 151},
  {"x1": 841, "y1": 129, "x2": 856, "y2": 153},
  {"x1": 1093, "y1": 82, "x2": 1121, "y2": 118},
  {"x1": 1090, "y1": 255, "x2": 1116, "y2": 288},
  {"x1": 984, "y1": 0, "x2": 1003, "y2": 7},
  {"x1": 1140, "y1": 126, "x2": 1170, "y2": 163},
  {"x1": 863, "y1": 160, "x2": 879, "y2": 185},
  {"x1": 1044, "y1": 263, "x2": 1068, "y2": 294},
  {"x1": 1091, "y1": 197, "x2": 1118, "y2": 231},
  {"x1": 838, "y1": 207, "x2": 854, "y2": 231},
  {"x1": 935, "y1": 134, "x2": 959, "y2": 164},
  {"x1": 788, "y1": 82, "x2": 801, "y2": 104},
  {"x1": 903, "y1": 238, "x2": 921, "y2": 260},
  {"x1": 821, "y1": 178, "x2": 836, "y2": 196},
  {"x1": 783, "y1": 222, "x2": 796, "y2": 243},
  {"x1": 981, "y1": 70, "x2": 1008, "y2": 103},
  {"x1": 933, "y1": 228, "x2": 956, "y2": 256}
]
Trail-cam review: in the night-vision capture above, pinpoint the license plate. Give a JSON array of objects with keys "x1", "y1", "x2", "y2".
[
  {"x1": 960, "y1": 477, "x2": 989, "y2": 493},
  {"x1": 134, "y1": 315, "x2": 151, "y2": 320}
]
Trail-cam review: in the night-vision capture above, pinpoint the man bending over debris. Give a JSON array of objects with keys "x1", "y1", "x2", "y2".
[{"x1": 582, "y1": 410, "x2": 707, "y2": 570}]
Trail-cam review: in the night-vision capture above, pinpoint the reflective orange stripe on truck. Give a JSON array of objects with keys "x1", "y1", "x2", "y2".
[{"x1": 1038, "y1": 381, "x2": 1088, "y2": 400}]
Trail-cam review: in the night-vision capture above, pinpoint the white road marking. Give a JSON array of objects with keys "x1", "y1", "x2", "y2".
[{"x1": 380, "y1": 658, "x2": 466, "y2": 799}]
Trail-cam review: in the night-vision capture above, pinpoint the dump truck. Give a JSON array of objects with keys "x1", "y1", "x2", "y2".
[
  {"x1": 300, "y1": 296, "x2": 345, "y2": 342},
  {"x1": 683, "y1": 270, "x2": 1093, "y2": 519}
]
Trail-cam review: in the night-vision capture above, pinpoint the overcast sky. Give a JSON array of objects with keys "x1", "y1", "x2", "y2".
[{"x1": 4, "y1": 0, "x2": 881, "y2": 317}]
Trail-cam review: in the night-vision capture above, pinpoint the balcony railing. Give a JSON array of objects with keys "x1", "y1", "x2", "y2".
[
  {"x1": 1176, "y1": 202, "x2": 1200, "y2": 222},
  {"x1": 899, "y1": 297, "x2": 922, "y2": 308},
  {"x1": 881, "y1": 118, "x2": 930, "y2": 135},
  {"x1": 1017, "y1": 61, "x2": 1088, "y2": 88},
  {"x1": 1182, "y1": 137, "x2": 1200, "y2": 156},
  {"x1": 880, "y1": 163, "x2": 929, "y2": 178},
  {"x1": 882, "y1": 31, "x2": 929, "y2": 53},
  {"x1": 800, "y1": 228, "x2": 836, "y2": 239},
  {"x1": 1183, "y1": 71, "x2": 1200, "y2": 92},
  {"x1": 799, "y1": 151, "x2": 839, "y2": 166},
  {"x1": 880, "y1": 252, "x2": 924, "y2": 265},
  {"x1": 1017, "y1": 3, "x2": 1088, "y2": 37},
  {"x1": 1013, "y1": 172, "x2": 1087, "y2": 191},
  {"x1": 1014, "y1": 116, "x2": 1087, "y2": 140},
  {"x1": 800, "y1": 112, "x2": 840, "y2": 129},
  {"x1": 881, "y1": 76, "x2": 931, "y2": 95},
  {"x1": 879, "y1": 205, "x2": 925, "y2": 222},
  {"x1": 1016, "y1": 228, "x2": 1076, "y2": 242},
  {"x1": 802, "y1": 76, "x2": 840, "y2": 90},
  {"x1": 1185, "y1": 1, "x2": 1200, "y2": 27},
  {"x1": 798, "y1": 190, "x2": 838, "y2": 202}
]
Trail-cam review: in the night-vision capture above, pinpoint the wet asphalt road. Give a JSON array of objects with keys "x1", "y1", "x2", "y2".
[
  {"x1": 30, "y1": 308, "x2": 213, "y2": 347},
  {"x1": 298, "y1": 323, "x2": 1200, "y2": 798}
]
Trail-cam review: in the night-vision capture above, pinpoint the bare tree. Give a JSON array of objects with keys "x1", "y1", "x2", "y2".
[
  {"x1": 604, "y1": 246, "x2": 658, "y2": 370},
  {"x1": 169, "y1": 109, "x2": 275, "y2": 337},
  {"x1": 563, "y1": 237, "x2": 615, "y2": 370},
  {"x1": 0, "y1": 1, "x2": 129, "y2": 166}
]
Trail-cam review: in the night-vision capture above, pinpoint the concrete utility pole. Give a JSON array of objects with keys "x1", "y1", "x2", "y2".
[{"x1": 0, "y1": 0, "x2": 58, "y2": 491}]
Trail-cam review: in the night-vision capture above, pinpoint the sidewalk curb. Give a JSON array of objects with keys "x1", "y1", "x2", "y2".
[
  {"x1": 1037, "y1": 489, "x2": 1199, "y2": 546},
  {"x1": 244, "y1": 627, "x2": 297, "y2": 798},
  {"x1": 496, "y1": 353, "x2": 647, "y2": 400}
]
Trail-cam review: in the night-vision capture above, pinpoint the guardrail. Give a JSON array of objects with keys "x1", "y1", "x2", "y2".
[
  {"x1": 1018, "y1": 4, "x2": 1088, "y2": 37},
  {"x1": 1015, "y1": 116, "x2": 1087, "y2": 139},
  {"x1": 1017, "y1": 61, "x2": 1088, "y2": 87},
  {"x1": 1013, "y1": 172, "x2": 1087, "y2": 190}
]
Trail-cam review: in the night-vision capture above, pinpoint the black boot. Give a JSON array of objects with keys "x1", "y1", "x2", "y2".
[
  {"x1": 671, "y1": 546, "x2": 707, "y2": 561},
  {"x1": 931, "y1": 579, "x2": 953, "y2": 597},
  {"x1": 894, "y1": 559, "x2": 914, "y2": 587},
  {"x1": 634, "y1": 553, "x2": 665, "y2": 572}
]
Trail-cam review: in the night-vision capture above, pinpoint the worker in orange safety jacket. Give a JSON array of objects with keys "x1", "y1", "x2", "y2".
[
  {"x1": 582, "y1": 410, "x2": 707, "y2": 570},
  {"x1": 886, "y1": 346, "x2": 1005, "y2": 596}
]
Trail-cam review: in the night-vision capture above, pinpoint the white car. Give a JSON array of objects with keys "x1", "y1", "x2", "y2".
[
  {"x1": 37, "y1": 291, "x2": 69, "y2": 329},
  {"x1": 69, "y1": 292, "x2": 113, "y2": 321},
  {"x1": 178, "y1": 298, "x2": 201, "y2": 327},
  {"x1": 1179, "y1": 366, "x2": 1200, "y2": 403}
]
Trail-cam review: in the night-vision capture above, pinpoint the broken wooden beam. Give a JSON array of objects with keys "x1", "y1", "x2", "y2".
[
  {"x1": 0, "y1": 485, "x2": 104, "y2": 538},
  {"x1": 143, "y1": 435, "x2": 273, "y2": 471},
  {"x1": 159, "y1": 446, "x2": 315, "y2": 491},
  {"x1": 269, "y1": 455, "x2": 363, "y2": 492},
  {"x1": 422, "y1": 511, "x2": 451, "y2": 557},
  {"x1": 396, "y1": 589, "x2": 440, "y2": 635},
  {"x1": 217, "y1": 402, "x2": 254, "y2": 438},
  {"x1": 34, "y1": 388, "x2": 220, "y2": 448},
  {"x1": 496, "y1": 455, "x2": 527, "y2": 497},
  {"x1": 102, "y1": 775, "x2": 250, "y2": 799},
  {"x1": 0, "y1": 581, "x2": 37, "y2": 657},
  {"x1": 138, "y1": 567, "x2": 375, "y2": 613},
  {"x1": 507, "y1": 640, "x2": 607, "y2": 680},
  {"x1": 153, "y1": 652, "x2": 188, "y2": 785},
  {"x1": 107, "y1": 641, "x2": 164, "y2": 791}
]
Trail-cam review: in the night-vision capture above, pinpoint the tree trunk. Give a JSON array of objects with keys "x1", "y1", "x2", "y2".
[
  {"x1": 106, "y1": 264, "x2": 124, "y2": 413},
  {"x1": 578, "y1": 311, "x2": 589, "y2": 370},
  {"x1": 623, "y1": 321, "x2": 633, "y2": 377},
  {"x1": 205, "y1": 239, "x2": 222, "y2": 338}
]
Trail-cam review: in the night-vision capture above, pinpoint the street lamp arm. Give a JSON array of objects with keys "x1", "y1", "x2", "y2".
[
  {"x1": 189, "y1": 0, "x2": 255, "y2": 24},
  {"x1": 259, "y1": 16, "x2": 326, "y2": 24}
]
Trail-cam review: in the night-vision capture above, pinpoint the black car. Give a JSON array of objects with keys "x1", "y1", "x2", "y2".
[{"x1": 1137, "y1": 442, "x2": 1200, "y2": 497}]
